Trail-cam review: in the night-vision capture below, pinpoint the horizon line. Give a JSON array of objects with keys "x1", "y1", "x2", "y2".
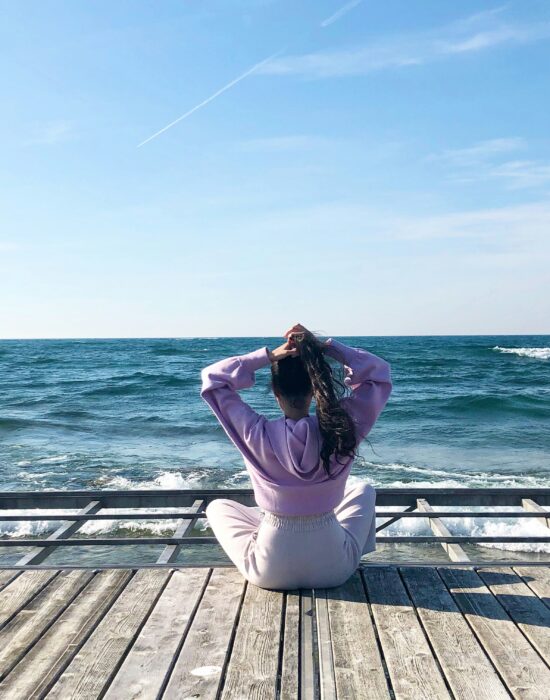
[{"x1": 0, "y1": 332, "x2": 549, "y2": 341}]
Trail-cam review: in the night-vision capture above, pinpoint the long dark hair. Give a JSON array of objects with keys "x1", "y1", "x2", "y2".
[{"x1": 270, "y1": 332, "x2": 357, "y2": 477}]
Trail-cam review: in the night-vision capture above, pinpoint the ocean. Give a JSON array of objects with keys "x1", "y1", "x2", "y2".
[{"x1": 1, "y1": 335, "x2": 549, "y2": 564}]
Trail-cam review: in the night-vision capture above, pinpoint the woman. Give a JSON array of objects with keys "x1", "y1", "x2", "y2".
[{"x1": 201, "y1": 323, "x2": 392, "y2": 590}]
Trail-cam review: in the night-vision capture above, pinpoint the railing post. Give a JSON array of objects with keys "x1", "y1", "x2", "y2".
[
  {"x1": 522, "y1": 498, "x2": 550, "y2": 530},
  {"x1": 416, "y1": 498, "x2": 470, "y2": 562},
  {"x1": 156, "y1": 499, "x2": 205, "y2": 565}
]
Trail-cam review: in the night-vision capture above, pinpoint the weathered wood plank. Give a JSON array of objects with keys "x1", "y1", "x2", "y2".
[
  {"x1": 104, "y1": 568, "x2": 209, "y2": 699},
  {"x1": 364, "y1": 566, "x2": 451, "y2": 700},
  {"x1": 514, "y1": 566, "x2": 550, "y2": 607},
  {"x1": 522, "y1": 499, "x2": 550, "y2": 529},
  {"x1": 0, "y1": 570, "x2": 93, "y2": 681},
  {"x1": 16, "y1": 500, "x2": 102, "y2": 566},
  {"x1": 0, "y1": 569, "x2": 130, "y2": 700},
  {"x1": 156, "y1": 499, "x2": 205, "y2": 564},
  {"x1": 476, "y1": 567, "x2": 550, "y2": 665},
  {"x1": 328, "y1": 571, "x2": 390, "y2": 699},
  {"x1": 315, "y1": 589, "x2": 337, "y2": 700},
  {"x1": 0, "y1": 570, "x2": 19, "y2": 591},
  {"x1": 0, "y1": 570, "x2": 58, "y2": 629},
  {"x1": 400, "y1": 567, "x2": 509, "y2": 700},
  {"x1": 221, "y1": 582, "x2": 284, "y2": 700},
  {"x1": 300, "y1": 589, "x2": 317, "y2": 700},
  {"x1": 162, "y1": 568, "x2": 245, "y2": 700},
  {"x1": 439, "y1": 566, "x2": 550, "y2": 699},
  {"x1": 279, "y1": 591, "x2": 299, "y2": 700},
  {"x1": 46, "y1": 568, "x2": 170, "y2": 699},
  {"x1": 417, "y1": 498, "x2": 470, "y2": 562}
]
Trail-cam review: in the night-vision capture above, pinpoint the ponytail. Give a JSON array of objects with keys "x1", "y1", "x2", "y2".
[{"x1": 292, "y1": 332, "x2": 357, "y2": 477}]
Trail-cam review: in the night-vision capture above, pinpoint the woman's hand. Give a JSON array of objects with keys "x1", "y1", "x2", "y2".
[
  {"x1": 283, "y1": 323, "x2": 311, "y2": 341},
  {"x1": 268, "y1": 339, "x2": 299, "y2": 363},
  {"x1": 269, "y1": 323, "x2": 326, "y2": 361}
]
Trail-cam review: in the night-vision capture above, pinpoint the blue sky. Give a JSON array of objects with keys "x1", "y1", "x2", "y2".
[{"x1": 1, "y1": 0, "x2": 549, "y2": 338}]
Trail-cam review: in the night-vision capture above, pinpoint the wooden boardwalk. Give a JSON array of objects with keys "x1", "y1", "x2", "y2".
[{"x1": 0, "y1": 565, "x2": 549, "y2": 699}]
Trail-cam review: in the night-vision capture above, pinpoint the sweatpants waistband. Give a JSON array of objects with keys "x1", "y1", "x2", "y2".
[{"x1": 261, "y1": 510, "x2": 338, "y2": 531}]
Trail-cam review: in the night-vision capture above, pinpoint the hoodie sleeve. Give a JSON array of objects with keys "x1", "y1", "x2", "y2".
[
  {"x1": 200, "y1": 347, "x2": 272, "y2": 466},
  {"x1": 324, "y1": 338, "x2": 392, "y2": 442}
]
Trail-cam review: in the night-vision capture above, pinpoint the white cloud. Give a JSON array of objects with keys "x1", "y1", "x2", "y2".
[
  {"x1": 384, "y1": 200, "x2": 550, "y2": 248},
  {"x1": 0, "y1": 242, "x2": 21, "y2": 253},
  {"x1": 427, "y1": 138, "x2": 550, "y2": 190},
  {"x1": 236, "y1": 134, "x2": 332, "y2": 151},
  {"x1": 232, "y1": 197, "x2": 550, "y2": 254},
  {"x1": 258, "y1": 10, "x2": 550, "y2": 77},
  {"x1": 489, "y1": 160, "x2": 550, "y2": 189},
  {"x1": 25, "y1": 120, "x2": 76, "y2": 146},
  {"x1": 427, "y1": 138, "x2": 526, "y2": 166}
]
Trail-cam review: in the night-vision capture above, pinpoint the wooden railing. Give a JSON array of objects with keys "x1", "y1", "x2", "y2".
[{"x1": 1, "y1": 487, "x2": 549, "y2": 568}]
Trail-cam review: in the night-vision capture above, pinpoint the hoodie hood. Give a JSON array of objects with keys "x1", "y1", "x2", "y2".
[{"x1": 265, "y1": 415, "x2": 326, "y2": 481}]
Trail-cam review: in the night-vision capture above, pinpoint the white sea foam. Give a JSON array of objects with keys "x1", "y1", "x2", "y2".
[
  {"x1": 363, "y1": 461, "x2": 550, "y2": 489},
  {"x1": 0, "y1": 470, "x2": 211, "y2": 538},
  {"x1": 493, "y1": 346, "x2": 550, "y2": 360},
  {"x1": 37, "y1": 454, "x2": 70, "y2": 463},
  {"x1": 101, "y1": 470, "x2": 209, "y2": 491},
  {"x1": 375, "y1": 499, "x2": 550, "y2": 553}
]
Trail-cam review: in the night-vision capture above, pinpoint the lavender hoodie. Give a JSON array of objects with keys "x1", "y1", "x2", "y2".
[{"x1": 200, "y1": 338, "x2": 392, "y2": 515}]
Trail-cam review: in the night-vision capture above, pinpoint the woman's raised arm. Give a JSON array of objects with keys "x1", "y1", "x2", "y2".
[
  {"x1": 200, "y1": 347, "x2": 271, "y2": 465},
  {"x1": 323, "y1": 338, "x2": 392, "y2": 443}
]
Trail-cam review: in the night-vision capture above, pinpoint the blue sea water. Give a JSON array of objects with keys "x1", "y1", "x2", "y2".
[{"x1": 0, "y1": 335, "x2": 549, "y2": 561}]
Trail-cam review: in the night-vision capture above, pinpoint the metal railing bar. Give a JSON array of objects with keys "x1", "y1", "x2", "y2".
[
  {"x1": 376, "y1": 504, "x2": 416, "y2": 532},
  {"x1": 417, "y1": 498, "x2": 470, "y2": 563},
  {"x1": 156, "y1": 499, "x2": 205, "y2": 565},
  {"x1": 0, "y1": 510, "x2": 547, "y2": 522},
  {"x1": 0, "y1": 511, "x2": 209, "y2": 521},
  {"x1": 3, "y1": 534, "x2": 550, "y2": 547},
  {"x1": 380, "y1": 535, "x2": 550, "y2": 542},
  {"x1": 14, "y1": 500, "x2": 102, "y2": 566},
  {"x1": 2, "y1": 487, "x2": 550, "y2": 509},
  {"x1": 0, "y1": 560, "x2": 549, "y2": 571}
]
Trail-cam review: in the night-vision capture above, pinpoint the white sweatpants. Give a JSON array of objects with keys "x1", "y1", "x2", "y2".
[{"x1": 205, "y1": 482, "x2": 376, "y2": 590}]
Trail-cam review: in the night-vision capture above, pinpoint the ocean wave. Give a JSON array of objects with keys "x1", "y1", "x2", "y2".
[
  {"x1": 443, "y1": 393, "x2": 548, "y2": 417},
  {"x1": 37, "y1": 454, "x2": 70, "y2": 464},
  {"x1": 493, "y1": 346, "x2": 550, "y2": 360},
  {"x1": 98, "y1": 470, "x2": 211, "y2": 491},
  {"x1": 29, "y1": 356, "x2": 59, "y2": 365},
  {"x1": 150, "y1": 347, "x2": 184, "y2": 357},
  {"x1": 7, "y1": 396, "x2": 60, "y2": 408},
  {"x1": 82, "y1": 372, "x2": 193, "y2": 396},
  {"x1": 359, "y1": 460, "x2": 550, "y2": 489},
  {"x1": 0, "y1": 416, "x2": 92, "y2": 434},
  {"x1": 0, "y1": 417, "x2": 66, "y2": 432},
  {"x1": 0, "y1": 417, "x2": 34, "y2": 430},
  {"x1": 44, "y1": 409, "x2": 96, "y2": 420},
  {"x1": 376, "y1": 507, "x2": 550, "y2": 553},
  {"x1": 0, "y1": 470, "x2": 213, "y2": 538}
]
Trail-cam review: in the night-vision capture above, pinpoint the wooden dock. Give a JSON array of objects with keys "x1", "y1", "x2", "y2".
[
  {"x1": 0, "y1": 563, "x2": 549, "y2": 699},
  {"x1": 1, "y1": 488, "x2": 550, "y2": 698}
]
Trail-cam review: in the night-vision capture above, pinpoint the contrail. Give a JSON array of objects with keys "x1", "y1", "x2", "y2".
[
  {"x1": 137, "y1": 48, "x2": 284, "y2": 147},
  {"x1": 320, "y1": 0, "x2": 363, "y2": 28}
]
